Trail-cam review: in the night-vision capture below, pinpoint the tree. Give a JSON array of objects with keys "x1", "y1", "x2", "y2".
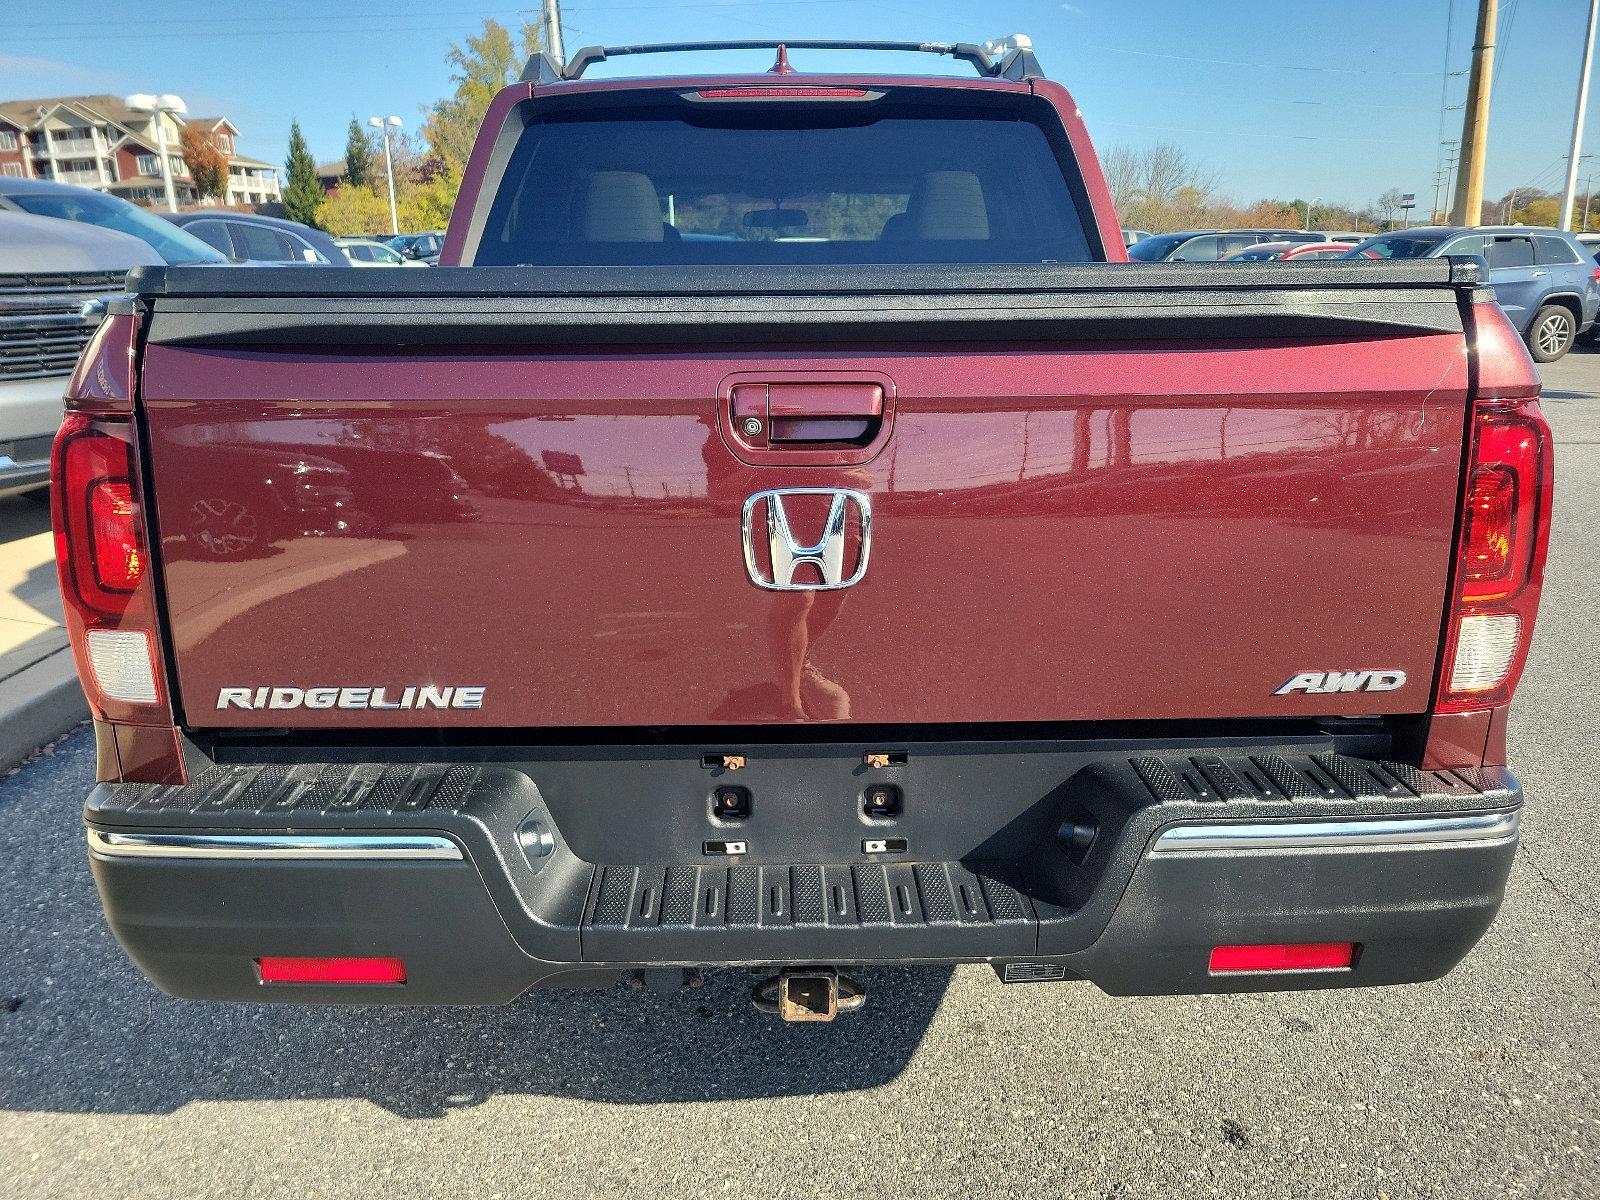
[
  {"x1": 420, "y1": 17, "x2": 543, "y2": 211},
  {"x1": 1099, "y1": 141, "x2": 1219, "y2": 232},
  {"x1": 179, "y1": 124, "x2": 228, "y2": 202},
  {"x1": 317, "y1": 182, "x2": 391, "y2": 237},
  {"x1": 281, "y1": 120, "x2": 324, "y2": 227},
  {"x1": 344, "y1": 117, "x2": 373, "y2": 188},
  {"x1": 1373, "y1": 188, "x2": 1405, "y2": 230}
]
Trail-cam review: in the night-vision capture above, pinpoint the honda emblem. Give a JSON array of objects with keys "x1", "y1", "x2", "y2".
[{"x1": 742, "y1": 488, "x2": 872, "y2": 591}]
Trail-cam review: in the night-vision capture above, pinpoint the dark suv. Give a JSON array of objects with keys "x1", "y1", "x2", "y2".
[{"x1": 1345, "y1": 226, "x2": 1599, "y2": 362}]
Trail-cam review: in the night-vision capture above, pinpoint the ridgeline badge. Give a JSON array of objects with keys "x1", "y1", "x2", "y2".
[{"x1": 217, "y1": 686, "x2": 485, "y2": 711}]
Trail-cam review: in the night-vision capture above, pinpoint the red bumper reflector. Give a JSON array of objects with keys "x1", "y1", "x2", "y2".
[
  {"x1": 257, "y1": 956, "x2": 406, "y2": 985},
  {"x1": 1208, "y1": 942, "x2": 1355, "y2": 974}
]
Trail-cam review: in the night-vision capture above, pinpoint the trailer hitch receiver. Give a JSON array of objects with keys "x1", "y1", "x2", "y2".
[{"x1": 752, "y1": 967, "x2": 866, "y2": 1022}]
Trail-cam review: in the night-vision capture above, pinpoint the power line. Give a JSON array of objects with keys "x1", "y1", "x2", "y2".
[{"x1": 1074, "y1": 40, "x2": 1455, "y2": 77}]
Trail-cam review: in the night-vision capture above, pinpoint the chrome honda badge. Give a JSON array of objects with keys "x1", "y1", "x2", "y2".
[{"x1": 742, "y1": 488, "x2": 871, "y2": 591}]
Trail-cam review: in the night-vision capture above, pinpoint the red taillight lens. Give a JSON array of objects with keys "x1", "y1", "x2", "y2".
[
  {"x1": 257, "y1": 957, "x2": 406, "y2": 985},
  {"x1": 1209, "y1": 943, "x2": 1355, "y2": 974},
  {"x1": 88, "y1": 479, "x2": 143, "y2": 593},
  {"x1": 1458, "y1": 411, "x2": 1541, "y2": 603},
  {"x1": 1459, "y1": 465, "x2": 1516, "y2": 587},
  {"x1": 55, "y1": 415, "x2": 146, "y2": 618}
]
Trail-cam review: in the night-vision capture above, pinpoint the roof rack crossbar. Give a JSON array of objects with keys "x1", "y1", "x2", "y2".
[{"x1": 525, "y1": 39, "x2": 1041, "y2": 83}]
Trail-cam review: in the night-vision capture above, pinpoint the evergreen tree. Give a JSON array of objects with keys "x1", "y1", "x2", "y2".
[
  {"x1": 282, "y1": 120, "x2": 323, "y2": 227},
  {"x1": 344, "y1": 117, "x2": 372, "y2": 188}
]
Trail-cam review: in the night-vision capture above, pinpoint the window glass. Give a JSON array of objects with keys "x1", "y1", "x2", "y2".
[
  {"x1": 1533, "y1": 236, "x2": 1581, "y2": 265},
  {"x1": 184, "y1": 220, "x2": 234, "y2": 256},
  {"x1": 4, "y1": 188, "x2": 225, "y2": 263},
  {"x1": 230, "y1": 222, "x2": 296, "y2": 261},
  {"x1": 1441, "y1": 235, "x2": 1488, "y2": 258},
  {"x1": 477, "y1": 105, "x2": 1094, "y2": 266},
  {"x1": 1170, "y1": 236, "x2": 1221, "y2": 261},
  {"x1": 1487, "y1": 237, "x2": 1535, "y2": 269}
]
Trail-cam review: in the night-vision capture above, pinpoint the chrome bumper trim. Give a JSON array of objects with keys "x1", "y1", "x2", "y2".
[
  {"x1": 86, "y1": 829, "x2": 463, "y2": 860},
  {"x1": 1152, "y1": 810, "x2": 1520, "y2": 853}
]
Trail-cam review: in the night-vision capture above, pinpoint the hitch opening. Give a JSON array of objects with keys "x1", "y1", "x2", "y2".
[{"x1": 751, "y1": 967, "x2": 866, "y2": 1022}]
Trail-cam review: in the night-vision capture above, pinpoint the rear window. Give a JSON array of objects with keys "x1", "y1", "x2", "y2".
[
  {"x1": 1534, "y1": 235, "x2": 1582, "y2": 265},
  {"x1": 473, "y1": 98, "x2": 1096, "y2": 266}
]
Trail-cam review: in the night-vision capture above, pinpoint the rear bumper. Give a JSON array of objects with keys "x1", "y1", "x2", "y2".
[{"x1": 83, "y1": 741, "x2": 1522, "y2": 1003}]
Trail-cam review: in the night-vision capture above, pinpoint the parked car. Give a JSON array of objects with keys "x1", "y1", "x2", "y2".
[
  {"x1": 387, "y1": 231, "x2": 445, "y2": 264},
  {"x1": 1127, "y1": 228, "x2": 1314, "y2": 261},
  {"x1": 164, "y1": 211, "x2": 350, "y2": 265},
  {"x1": 0, "y1": 213, "x2": 161, "y2": 497},
  {"x1": 1312, "y1": 231, "x2": 1367, "y2": 244},
  {"x1": 0, "y1": 176, "x2": 226, "y2": 266},
  {"x1": 335, "y1": 236, "x2": 426, "y2": 267},
  {"x1": 68, "y1": 37, "x2": 1547, "y2": 1022},
  {"x1": 1224, "y1": 241, "x2": 1358, "y2": 261},
  {"x1": 1344, "y1": 226, "x2": 1599, "y2": 361},
  {"x1": 1121, "y1": 228, "x2": 1152, "y2": 247}
]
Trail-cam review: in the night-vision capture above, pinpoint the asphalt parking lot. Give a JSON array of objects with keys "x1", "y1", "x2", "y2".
[{"x1": 0, "y1": 352, "x2": 1595, "y2": 1200}]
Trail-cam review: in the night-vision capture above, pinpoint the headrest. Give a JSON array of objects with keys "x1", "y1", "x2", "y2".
[
  {"x1": 915, "y1": 171, "x2": 989, "y2": 240},
  {"x1": 582, "y1": 171, "x2": 664, "y2": 242}
]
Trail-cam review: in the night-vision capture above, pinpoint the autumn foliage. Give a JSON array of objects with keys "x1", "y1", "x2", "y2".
[{"x1": 178, "y1": 125, "x2": 228, "y2": 201}]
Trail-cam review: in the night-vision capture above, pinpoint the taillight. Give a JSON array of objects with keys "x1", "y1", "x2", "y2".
[
  {"x1": 53, "y1": 413, "x2": 165, "y2": 714},
  {"x1": 1433, "y1": 307, "x2": 1553, "y2": 715}
]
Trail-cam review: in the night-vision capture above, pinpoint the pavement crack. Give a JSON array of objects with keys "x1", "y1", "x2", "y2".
[{"x1": 1517, "y1": 843, "x2": 1600, "y2": 921}]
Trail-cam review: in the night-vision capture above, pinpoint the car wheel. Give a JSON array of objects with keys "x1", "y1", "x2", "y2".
[{"x1": 1526, "y1": 304, "x2": 1576, "y2": 362}]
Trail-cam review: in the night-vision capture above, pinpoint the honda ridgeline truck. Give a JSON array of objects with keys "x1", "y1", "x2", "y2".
[{"x1": 60, "y1": 40, "x2": 1551, "y2": 1021}]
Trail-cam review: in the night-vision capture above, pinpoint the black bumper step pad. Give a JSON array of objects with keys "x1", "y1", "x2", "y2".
[
  {"x1": 581, "y1": 860, "x2": 1039, "y2": 961},
  {"x1": 1127, "y1": 752, "x2": 1505, "y2": 807},
  {"x1": 91, "y1": 763, "x2": 482, "y2": 821}
]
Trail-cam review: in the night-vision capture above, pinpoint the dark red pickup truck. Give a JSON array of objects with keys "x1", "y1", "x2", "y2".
[{"x1": 59, "y1": 40, "x2": 1551, "y2": 1020}]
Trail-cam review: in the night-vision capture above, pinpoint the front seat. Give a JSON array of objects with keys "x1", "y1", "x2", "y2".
[
  {"x1": 582, "y1": 171, "x2": 665, "y2": 241},
  {"x1": 878, "y1": 171, "x2": 990, "y2": 241}
]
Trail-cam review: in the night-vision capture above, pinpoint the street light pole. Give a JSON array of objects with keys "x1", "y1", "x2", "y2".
[
  {"x1": 1561, "y1": 0, "x2": 1599, "y2": 230},
  {"x1": 125, "y1": 92, "x2": 187, "y2": 212},
  {"x1": 1304, "y1": 196, "x2": 1320, "y2": 232},
  {"x1": 369, "y1": 115, "x2": 401, "y2": 237}
]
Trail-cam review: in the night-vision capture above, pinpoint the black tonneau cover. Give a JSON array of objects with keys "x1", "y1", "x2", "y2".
[{"x1": 131, "y1": 260, "x2": 1485, "y2": 348}]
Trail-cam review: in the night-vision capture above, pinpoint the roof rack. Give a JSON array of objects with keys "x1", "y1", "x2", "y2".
[{"x1": 521, "y1": 38, "x2": 1045, "y2": 85}]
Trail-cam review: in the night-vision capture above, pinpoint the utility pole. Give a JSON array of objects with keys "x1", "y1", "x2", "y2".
[
  {"x1": 1451, "y1": 0, "x2": 1498, "y2": 227},
  {"x1": 1560, "y1": 0, "x2": 1599, "y2": 230},
  {"x1": 1585, "y1": 171, "x2": 1597, "y2": 231},
  {"x1": 542, "y1": 0, "x2": 566, "y2": 63}
]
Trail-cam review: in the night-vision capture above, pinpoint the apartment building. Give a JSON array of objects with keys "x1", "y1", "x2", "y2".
[{"x1": 0, "y1": 95, "x2": 281, "y2": 207}]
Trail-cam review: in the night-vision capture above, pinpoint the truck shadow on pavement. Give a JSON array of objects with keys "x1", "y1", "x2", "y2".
[{"x1": 0, "y1": 730, "x2": 950, "y2": 1117}]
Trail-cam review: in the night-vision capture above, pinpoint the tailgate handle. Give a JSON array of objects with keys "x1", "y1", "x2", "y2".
[{"x1": 736, "y1": 383, "x2": 884, "y2": 446}]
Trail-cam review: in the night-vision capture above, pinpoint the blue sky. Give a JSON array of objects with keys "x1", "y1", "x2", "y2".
[{"x1": 3, "y1": 0, "x2": 1594, "y2": 208}]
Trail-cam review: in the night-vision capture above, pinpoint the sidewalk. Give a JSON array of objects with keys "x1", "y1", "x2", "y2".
[{"x1": 0, "y1": 496, "x2": 87, "y2": 769}]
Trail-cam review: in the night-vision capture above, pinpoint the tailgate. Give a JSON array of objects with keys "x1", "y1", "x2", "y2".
[{"x1": 136, "y1": 268, "x2": 1472, "y2": 730}]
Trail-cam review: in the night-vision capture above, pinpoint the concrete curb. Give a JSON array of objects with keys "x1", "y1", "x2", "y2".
[{"x1": 0, "y1": 648, "x2": 89, "y2": 771}]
